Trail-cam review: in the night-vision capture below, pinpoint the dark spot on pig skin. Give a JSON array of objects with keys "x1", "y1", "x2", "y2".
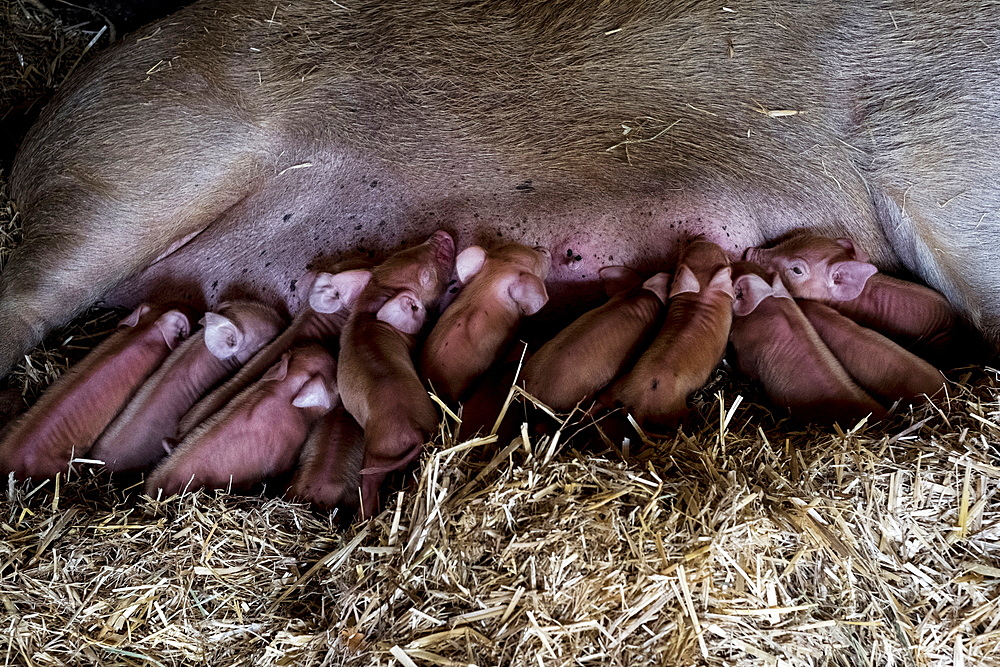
[
  {"x1": 283, "y1": 213, "x2": 293, "y2": 222},
  {"x1": 515, "y1": 181, "x2": 535, "y2": 192},
  {"x1": 211, "y1": 281, "x2": 218, "y2": 290},
  {"x1": 370, "y1": 180, "x2": 378, "y2": 188},
  {"x1": 289, "y1": 280, "x2": 297, "y2": 293}
]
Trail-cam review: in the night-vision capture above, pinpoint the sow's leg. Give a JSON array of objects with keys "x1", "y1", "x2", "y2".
[{"x1": 0, "y1": 10, "x2": 270, "y2": 378}]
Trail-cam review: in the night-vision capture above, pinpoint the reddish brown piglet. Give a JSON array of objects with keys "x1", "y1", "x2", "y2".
[
  {"x1": 520, "y1": 267, "x2": 670, "y2": 413},
  {"x1": 420, "y1": 243, "x2": 551, "y2": 403},
  {"x1": 145, "y1": 343, "x2": 336, "y2": 497},
  {"x1": 746, "y1": 232, "x2": 960, "y2": 362},
  {"x1": 0, "y1": 304, "x2": 190, "y2": 480},
  {"x1": 728, "y1": 262, "x2": 885, "y2": 424},
  {"x1": 796, "y1": 300, "x2": 947, "y2": 404},
  {"x1": 338, "y1": 231, "x2": 456, "y2": 517},
  {"x1": 177, "y1": 268, "x2": 370, "y2": 437},
  {"x1": 89, "y1": 301, "x2": 284, "y2": 472},
  {"x1": 602, "y1": 238, "x2": 733, "y2": 432},
  {"x1": 286, "y1": 406, "x2": 366, "y2": 513}
]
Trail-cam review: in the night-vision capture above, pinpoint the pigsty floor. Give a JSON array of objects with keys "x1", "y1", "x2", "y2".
[{"x1": 2, "y1": 5, "x2": 1000, "y2": 667}]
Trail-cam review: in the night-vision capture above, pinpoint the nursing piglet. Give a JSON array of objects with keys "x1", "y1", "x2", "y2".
[
  {"x1": 177, "y1": 269, "x2": 369, "y2": 436},
  {"x1": 728, "y1": 262, "x2": 885, "y2": 423},
  {"x1": 145, "y1": 343, "x2": 336, "y2": 496},
  {"x1": 338, "y1": 230, "x2": 456, "y2": 517},
  {"x1": 421, "y1": 243, "x2": 550, "y2": 402},
  {"x1": 797, "y1": 300, "x2": 946, "y2": 404},
  {"x1": 746, "y1": 232, "x2": 959, "y2": 361},
  {"x1": 0, "y1": 304, "x2": 190, "y2": 480},
  {"x1": 602, "y1": 238, "x2": 733, "y2": 432},
  {"x1": 520, "y1": 268, "x2": 670, "y2": 412},
  {"x1": 89, "y1": 301, "x2": 284, "y2": 472},
  {"x1": 286, "y1": 406, "x2": 365, "y2": 513}
]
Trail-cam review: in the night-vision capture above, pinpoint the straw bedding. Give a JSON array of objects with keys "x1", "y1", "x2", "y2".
[{"x1": 1, "y1": 4, "x2": 999, "y2": 666}]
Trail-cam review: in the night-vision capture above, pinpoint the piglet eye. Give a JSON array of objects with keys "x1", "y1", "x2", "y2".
[{"x1": 790, "y1": 266, "x2": 803, "y2": 275}]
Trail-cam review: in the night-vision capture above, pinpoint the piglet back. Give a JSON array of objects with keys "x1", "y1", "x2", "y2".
[{"x1": 0, "y1": 304, "x2": 191, "y2": 480}]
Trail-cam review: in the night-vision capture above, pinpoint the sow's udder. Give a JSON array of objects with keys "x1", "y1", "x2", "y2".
[{"x1": 103, "y1": 183, "x2": 762, "y2": 321}]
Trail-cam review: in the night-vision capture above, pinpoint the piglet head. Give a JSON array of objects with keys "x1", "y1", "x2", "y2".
[
  {"x1": 731, "y1": 262, "x2": 791, "y2": 316},
  {"x1": 154, "y1": 310, "x2": 190, "y2": 350},
  {"x1": 641, "y1": 272, "x2": 671, "y2": 303},
  {"x1": 202, "y1": 301, "x2": 284, "y2": 362},
  {"x1": 374, "y1": 231, "x2": 456, "y2": 308},
  {"x1": 264, "y1": 345, "x2": 338, "y2": 414},
  {"x1": 292, "y1": 375, "x2": 333, "y2": 411},
  {"x1": 309, "y1": 269, "x2": 373, "y2": 314},
  {"x1": 677, "y1": 236, "x2": 731, "y2": 276},
  {"x1": 599, "y1": 266, "x2": 643, "y2": 296},
  {"x1": 669, "y1": 265, "x2": 734, "y2": 300},
  {"x1": 747, "y1": 232, "x2": 876, "y2": 301},
  {"x1": 376, "y1": 289, "x2": 426, "y2": 335}
]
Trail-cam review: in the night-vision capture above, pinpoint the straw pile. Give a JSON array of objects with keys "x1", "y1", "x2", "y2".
[{"x1": 2, "y1": 4, "x2": 999, "y2": 666}]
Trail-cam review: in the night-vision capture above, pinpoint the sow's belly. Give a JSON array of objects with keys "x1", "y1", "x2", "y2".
[{"x1": 104, "y1": 157, "x2": 800, "y2": 320}]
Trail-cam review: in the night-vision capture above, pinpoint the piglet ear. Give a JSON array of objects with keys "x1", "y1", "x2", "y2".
[
  {"x1": 707, "y1": 266, "x2": 734, "y2": 299},
  {"x1": 292, "y1": 375, "x2": 331, "y2": 410},
  {"x1": 456, "y1": 246, "x2": 487, "y2": 284},
  {"x1": 828, "y1": 260, "x2": 877, "y2": 301},
  {"x1": 770, "y1": 274, "x2": 792, "y2": 298},
  {"x1": 509, "y1": 274, "x2": 549, "y2": 315},
  {"x1": 201, "y1": 312, "x2": 243, "y2": 359},
  {"x1": 377, "y1": 290, "x2": 426, "y2": 335},
  {"x1": 309, "y1": 269, "x2": 372, "y2": 313},
  {"x1": 640, "y1": 272, "x2": 671, "y2": 304},
  {"x1": 668, "y1": 265, "x2": 700, "y2": 298},
  {"x1": 156, "y1": 310, "x2": 190, "y2": 350},
  {"x1": 120, "y1": 304, "x2": 152, "y2": 328},
  {"x1": 835, "y1": 237, "x2": 870, "y2": 263},
  {"x1": 599, "y1": 265, "x2": 642, "y2": 296},
  {"x1": 262, "y1": 352, "x2": 291, "y2": 382},
  {"x1": 732, "y1": 274, "x2": 775, "y2": 317}
]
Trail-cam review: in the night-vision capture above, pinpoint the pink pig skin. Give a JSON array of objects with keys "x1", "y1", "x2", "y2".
[
  {"x1": 729, "y1": 262, "x2": 886, "y2": 424},
  {"x1": 176, "y1": 269, "x2": 368, "y2": 437},
  {"x1": 286, "y1": 406, "x2": 365, "y2": 513},
  {"x1": 746, "y1": 232, "x2": 960, "y2": 361},
  {"x1": 521, "y1": 269, "x2": 670, "y2": 413},
  {"x1": 602, "y1": 238, "x2": 733, "y2": 432},
  {"x1": 420, "y1": 243, "x2": 551, "y2": 403},
  {"x1": 797, "y1": 300, "x2": 946, "y2": 403},
  {"x1": 89, "y1": 301, "x2": 284, "y2": 473},
  {"x1": 0, "y1": 304, "x2": 191, "y2": 480},
  {"x1": 145, "y1": 343, "x2": 336, "y2": 496},
  {"x1": 338, "y1": 231, "x2": 456, "y2": 517}
]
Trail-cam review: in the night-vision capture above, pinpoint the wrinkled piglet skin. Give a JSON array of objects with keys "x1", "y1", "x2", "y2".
[
  {"x1": 145, "y1": 343, "x2": 336, "y2": 497},
  {"x1": 728, "y1": 262, "x2": 885, "y2": 424},
  {"x1": 421, "y1": 243, "x2": 550, "y2": 403},
  {"x1": 0, "y1": 304, "x2": 191, "y2": 480},
  {"x1": 90, "y1": 301, "x2": 284, "y2": 472},
  {"x1": 286, "y1": 406, "x2": 365, "y2": 513}
]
